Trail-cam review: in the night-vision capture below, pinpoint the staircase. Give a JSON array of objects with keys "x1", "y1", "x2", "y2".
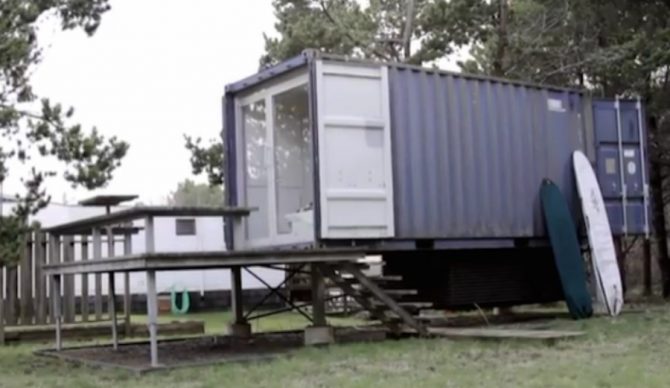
[{"x1": 320, "y1": 262, "x2": 430, "y2": 337}]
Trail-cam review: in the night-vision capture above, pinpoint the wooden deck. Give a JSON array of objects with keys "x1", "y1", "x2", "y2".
[{"x1": 42, "y1": 249, "x2": 365, "y2": 275}]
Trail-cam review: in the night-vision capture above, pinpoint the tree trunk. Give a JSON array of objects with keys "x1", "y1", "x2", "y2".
[{"x1": 492, "y1": 0, "x2": 509, "y2": 77}]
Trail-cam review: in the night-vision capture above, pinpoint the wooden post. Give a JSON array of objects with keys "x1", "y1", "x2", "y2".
[
  {"x1": 144, "y1": 216, "x2": 155, "y2": 252},
  {"x1": 34, "y1": 231, "x2": 47, "y2": 325},
  {"x1": 311, "y1": 264, "x2": 327, "y2": 327},
  {"x1": 92, "y1": 228, "x2": 103, "y2": 320},
  {"x1": 145, "y1": 216, "x2": 158, "y2": 366},
  {"x1": 146, "y1": 270, "x2": 158, "y2": 367},
  {"x1": 643, "y1": 238, "x2": 652, "y2": 296},
  {"x1": 52, "y1": 274, "x2": 63, "y2": 351},
  {"x1": 106, "y1": 231, "x2": 115, "y2": 317},
  {"x1": 80, "y1": 237, "x2": 89, "y2": 322},
  {"x1": 614, "y1": 237, "x2": 627, "y2": 296},
  {"x1": 123, "y1": 232, "x2": 132, "y2": 337},
  {"x1": 47, "y1": 234, "x2": 61, "y2": 323},
  {"x1": 62, "y1": 236, "x2": 75, "y2": 323},
  {"x1": 6, "y1": 265, "x2": 17, "y2": 326},
  {"x1": 109, "y1": 271, "x2": 118, "y2": 350},
  {"x1": 19, "y1": 236, "x2": 33, "y2": 325},
  {"x1": 230, "y1": 266, "x2": 244, "y2": 324}
]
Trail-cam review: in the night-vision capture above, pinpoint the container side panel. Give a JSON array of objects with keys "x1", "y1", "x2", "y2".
[{"x1": 389, "y1": 67, "x2": 585, "y2": 239}]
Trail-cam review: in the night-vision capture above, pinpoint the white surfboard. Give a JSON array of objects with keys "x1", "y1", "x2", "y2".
[{"x1": 572, "y1": 151, "x2": 623, "y2": 316}]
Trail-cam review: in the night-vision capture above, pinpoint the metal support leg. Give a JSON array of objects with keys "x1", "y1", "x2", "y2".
[
  {"x1": 109, "y1": 272, "x2": 118, "y2": 350},
  {"x1": 228, "y1": 266, "x2": 250, "y2": 337},
  {"x1": 146, "y1": 270, "x2": 158, "y2": 367},
  {"x1": 52, "y1": 275, "x2": 62, "y2": 351}
]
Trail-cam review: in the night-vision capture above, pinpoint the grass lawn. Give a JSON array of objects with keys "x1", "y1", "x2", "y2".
[{"x1": 1, "y1": 306, "x2": 670, "y2": 387}]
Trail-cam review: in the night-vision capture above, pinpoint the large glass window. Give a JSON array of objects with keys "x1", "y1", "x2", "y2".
[
  {"x1": 273, "y1": 85, "x2": 313, "y2": 235},
  {"x1": 243, "y1": 100, "x2": 268, "y2": 240}
]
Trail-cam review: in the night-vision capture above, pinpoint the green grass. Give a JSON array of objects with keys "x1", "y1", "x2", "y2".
[{"x1": 2, "y1": 307, "x2": 670, "y2": 387}]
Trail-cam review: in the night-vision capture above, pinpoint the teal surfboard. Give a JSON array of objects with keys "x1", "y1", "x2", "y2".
[{"x1": 540, "y1": 179, "x2": 593, "y2": 319}]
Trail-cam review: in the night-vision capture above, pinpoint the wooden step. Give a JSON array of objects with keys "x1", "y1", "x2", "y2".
[
  {"x1": 378, "y1": 289, "x2": 418, "y2": 296},
  {"x1": 369, "y1": 275, "x2": 403, "y2": 282},
  {"x1": 371, "y1": 300, "x2": 432, "y2": 308}
]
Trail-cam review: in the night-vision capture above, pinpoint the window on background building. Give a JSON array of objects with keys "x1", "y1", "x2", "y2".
[{"x1": 175, "y1": 218, "x2": 196, "y2": 236}]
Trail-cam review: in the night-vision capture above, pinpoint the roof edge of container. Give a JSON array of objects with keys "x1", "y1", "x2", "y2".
[
  {"x1": 314, "y1": 52, "x2": 587, "y2": 95},
  {"x1": 224, "y1": 49, "x2": 589, "y2": 97},
  {"x1": 224, "y1": 51, "x2": 312, "y2": 94}
]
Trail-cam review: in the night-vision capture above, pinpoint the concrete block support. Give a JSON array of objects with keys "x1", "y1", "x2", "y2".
[
  {"x1": 227, "y1": 322, "x2": 252, "y2": 338},
  {"x1": 304, "y1": 325, "x2": 335, "y2": 346}
]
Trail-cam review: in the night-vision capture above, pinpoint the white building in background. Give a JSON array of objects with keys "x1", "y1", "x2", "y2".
[{"x1": 0, "y1": 197, "x2": 284, "y2": 296}]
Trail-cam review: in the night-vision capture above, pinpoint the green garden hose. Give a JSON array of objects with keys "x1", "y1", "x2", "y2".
[{"x1": 170, "y1": 286, "x2": 190, "y2": 315}]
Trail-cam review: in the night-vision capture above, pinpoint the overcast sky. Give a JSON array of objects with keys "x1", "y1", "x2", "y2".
[{"x1": 6, "y1": 0, "x2": 276, "y2": 204}]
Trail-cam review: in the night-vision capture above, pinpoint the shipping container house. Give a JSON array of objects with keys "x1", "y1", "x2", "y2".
[
  {"x1": 223, "y1": 51, "x2": 649, "y2": 248},
  {"x1": 222, "y1": 51, "x2": 650, "y2": 308}
]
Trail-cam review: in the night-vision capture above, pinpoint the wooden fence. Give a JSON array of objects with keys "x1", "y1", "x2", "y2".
[{"x1": 0, "y1": 231, "x2": 131, "y2": 329}]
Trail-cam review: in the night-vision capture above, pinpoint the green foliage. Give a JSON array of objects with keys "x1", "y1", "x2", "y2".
[
  {"x1": 183, "y1": 135, "x2": 224, "y2": 188},
  {"x1": 261, "y1": 0, "x2": 489, "y2": 66},
  {"x1": 0, "y1": 0, "x2": 128, "y2": 265},
  {"x1": 167, "y1": 179, "x2": 224, "y2": 207}
]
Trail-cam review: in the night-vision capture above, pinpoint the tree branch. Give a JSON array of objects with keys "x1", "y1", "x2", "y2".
[{"x1": 317, "y1": 0, "x2": 391, "y2": 61}]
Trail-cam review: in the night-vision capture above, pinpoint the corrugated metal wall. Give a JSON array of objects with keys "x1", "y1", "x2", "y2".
[{"x1": 388, "y1": 66, "x2": 586, "y2": 239}]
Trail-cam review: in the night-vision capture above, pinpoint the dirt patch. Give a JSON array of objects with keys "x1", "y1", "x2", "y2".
[{"x1": 38, "y1": 327, "x2": 386, "y2": 372}]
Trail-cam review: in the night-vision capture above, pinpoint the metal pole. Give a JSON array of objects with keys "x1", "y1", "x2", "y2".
[{"x1": 615, "y1": 96, "x2": 628, "y2": 235}]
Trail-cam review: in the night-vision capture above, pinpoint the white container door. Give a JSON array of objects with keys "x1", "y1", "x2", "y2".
[{"x1": 315, "y1": 60, "x2": 395, "y2": 238}]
